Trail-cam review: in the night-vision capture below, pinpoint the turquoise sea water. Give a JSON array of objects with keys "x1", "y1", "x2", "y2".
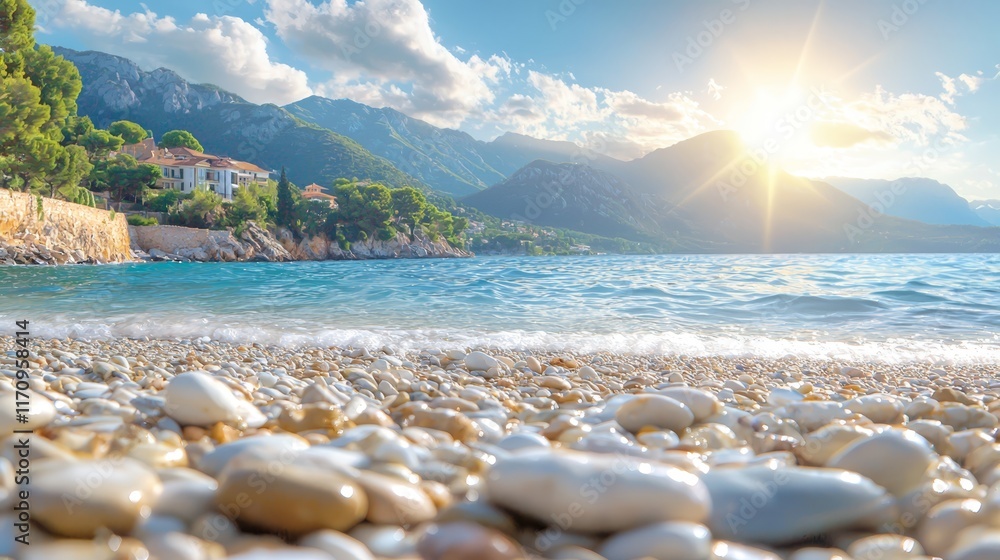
[{"x1": 1, "y1": 254, "x2": 998, "y2": 363}]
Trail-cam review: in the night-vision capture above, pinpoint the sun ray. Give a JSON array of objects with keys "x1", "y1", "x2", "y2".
[{"x1": 762, "y1": 164, "x2": 779, "y2": 252}]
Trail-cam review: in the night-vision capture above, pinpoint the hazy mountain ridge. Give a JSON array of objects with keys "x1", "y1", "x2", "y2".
[
  {"x1": 469, "y1": 133, "x2": 1000, "y2": 252},
  {"x1": 969, "y1": 199, "x2": 1000, "y2": 226},
  {"x1": 284, "y1": 97, "x2": 626, "y2": 197},
  {"x1": 57, "y1": 48, "x2": 425, "y2": 190},
  {"x1": 464, "y1": 160, "x2": 671, "y2": 242},
  {"x1": 285, "y1": 97, "x2": 512, "y2": 196},
  {"x1": 823, "y1": 177, "x2": 990, "y2": 227}
]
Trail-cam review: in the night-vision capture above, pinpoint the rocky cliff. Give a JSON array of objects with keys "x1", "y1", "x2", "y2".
[
  {"x1": 0, "y1": 190, "x2": 132, "y2": 264},
  {"x1": 129, "y1": 222, "x2": 470, "y2": 262},
  {"x1": 278, "y1": 229, "x2": 472, "y2": 260}
]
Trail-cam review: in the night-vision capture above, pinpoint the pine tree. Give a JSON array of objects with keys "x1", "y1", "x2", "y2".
[{"x1": 276, "y1": 167, "x2": 296, "y2": 228}]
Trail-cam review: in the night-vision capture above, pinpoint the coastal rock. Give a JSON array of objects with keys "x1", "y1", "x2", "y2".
[
  {"x1": 598, "y1": 521, "x2": 712, "y2": 560},
  {"x1": 31, "y1": 458, "x2": 163, "y2": 538},
  {"x1": 485, "y1": 449, "x2": 711, "y2": 533},
  {"x1": 163, "y1": 371, "x2": 266, "y2": 428},
  {"x1": 703, "y1": 464, "x2": 897, "y2": 545},
  {"x1": 215, "y1": 463, "x2": 368, "y2": 537},
  {"x1": 615, "y1": 394, "x2": 695, "y2": 434}
]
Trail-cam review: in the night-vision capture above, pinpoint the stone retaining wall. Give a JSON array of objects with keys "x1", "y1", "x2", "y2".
[{"x1": 0, "y1": 189, "x2": 132, "y2": 263}]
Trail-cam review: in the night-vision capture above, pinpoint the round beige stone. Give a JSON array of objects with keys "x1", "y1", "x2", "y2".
[
  {"x1": 615, "y1": 394, "x2": 695, "y2": 434},
  {"x1": 828, "y1": 429, "x2": 935, "y2": 496},
  {"x1": 215, "y1": 463, "x2": 367, "y2": 537},
  {"x1": 417, "y1": 522, "x2": 524, "y2": 560},
  {"x1": 354, "y1": 471, "x2": 436, "y2": 526},
  {"x1": 31, "y1": 458, "x2": 163, "y2": 538}
]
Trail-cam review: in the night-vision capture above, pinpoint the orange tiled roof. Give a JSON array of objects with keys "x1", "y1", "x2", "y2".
[{"x1": 140, "y1": 147, "x2": 269, "y2": 174}]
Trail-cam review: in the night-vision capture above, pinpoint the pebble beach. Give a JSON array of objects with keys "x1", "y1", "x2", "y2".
[{"x1": 3, "y1": 335, "x2": 1000, "y2": 559}]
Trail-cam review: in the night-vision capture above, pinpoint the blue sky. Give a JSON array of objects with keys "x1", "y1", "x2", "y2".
[{"x1": 33, "y1": 0, "x2": 1000, "y2": 199}]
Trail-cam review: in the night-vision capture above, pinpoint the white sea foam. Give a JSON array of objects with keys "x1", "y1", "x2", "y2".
[{"x1": 8, "y1": 315, "x2": 1000, "y2": 365}]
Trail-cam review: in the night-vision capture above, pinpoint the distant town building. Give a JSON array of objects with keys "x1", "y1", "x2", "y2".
[
  {"x1": 119, "y1": 138, "x2": 157, "y2": 160},
  {"x1": 301, "y1": 183, "x2": 338, "y2": 209}
]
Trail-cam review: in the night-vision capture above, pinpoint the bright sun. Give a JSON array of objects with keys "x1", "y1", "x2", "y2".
[{"x1": 732, "y1": 86, "x2": 809, "y2": 146}]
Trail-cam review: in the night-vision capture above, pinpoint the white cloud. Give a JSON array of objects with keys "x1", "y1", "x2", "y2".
[
  {"x1": 707, "y1": 78, "x2": 724, "y2": 100},
  {"x1": 478, "y1": 72, "x2": 720, "y2": 159},
  {"x1": 40, "y1": 0, "x2": 311, "y2": 105},
  {"x1": 959, "y1": 72, "x2": 984, "y2": 92},
  {"x1": 527, "y1": 71, "x2": 605, "y2": 127},
  {"x1": 265, "y1": 0, "x2": 505, "y2": 127},
  {"x1": 849, "y1": 86, "x2": 967, "y2": 146},
  {"x1": 804, "y1": 86, "x2": 968, "y2": 151},
  {"x1": 936, "y1": 70, "x2": 988, "y2": 105}
]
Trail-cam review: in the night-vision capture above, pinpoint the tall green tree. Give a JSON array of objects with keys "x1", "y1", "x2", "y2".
[
  {"x1": 390, "y1": 186, "x2": 428, "y2": 232},
  {"x1": 101, "y1": 154, "x2": 159, "y2": 203},
  {"x1": 160, "y1": 130, "x2": 203, "y2": 152},
  {"x1": 20, "y1": 45, "x2": 81, "y2": 142},
  {"x1": 61, "y1": 115, "x2": 94, "y2": 146},
  {"x1": 276, "y1": 167, "x2": 296, "y2": 228},
  {"x1": 0, "y1": 0, "x2": 35, "y2": 53},
  {"x1": 0, "y1": 67, "x2": 48, "y2": 189},
  {"x1": 1, "y1": 1, "x2": 87, "y2": 198},
  {"x1": 108, "y1": 120, "x2": 147, "y2": 144},
  {"x1": 46, "y1": 144, "x2": 92, "y2": 197},
  {"x1": 80, "y1": 129, "x2": 123, "y2": 158}
]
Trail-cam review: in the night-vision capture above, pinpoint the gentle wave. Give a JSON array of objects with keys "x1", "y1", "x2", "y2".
[
  {"x1": 1, "y1": 254, "x2": 999, "y2": 363},
  {"x1": 7, "y1": 316, "x2": 1000, "y2": 365}
]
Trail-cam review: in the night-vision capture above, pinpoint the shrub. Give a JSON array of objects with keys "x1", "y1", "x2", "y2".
[
  {"x1": 127, "y1": 215, "x2": 158, "y2": 226},
  {"x1": 169, "y1": 189, "x2": 225, "y2": 229},
  {"x1": 145, "y1": 189, "x2": 187, "y2": 212},
  {"x1": 376, "y1": 225, "x2": 397, "y2": 241}
]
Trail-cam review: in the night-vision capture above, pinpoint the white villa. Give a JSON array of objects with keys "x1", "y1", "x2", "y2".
[{"x1": 126, "y1": 141, "x2": 271, "y2": 200}]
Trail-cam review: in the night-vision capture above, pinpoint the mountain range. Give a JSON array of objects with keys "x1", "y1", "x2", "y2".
[
  {"x1": 57, "y1": 48, "x2": 423, "y2": 192},
  {"x1": 822, "y1": 177, "x2": 991, "y2": 227},
  {"x1": 969, "y1": 200, "x2": 1000, "y2": 226},
  {"x1": 58, "y1": 47, "x2": 1000, "y2": 253},
  {"x1": 283, "y1": 96, "x2": 622, "y2": 197}
]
